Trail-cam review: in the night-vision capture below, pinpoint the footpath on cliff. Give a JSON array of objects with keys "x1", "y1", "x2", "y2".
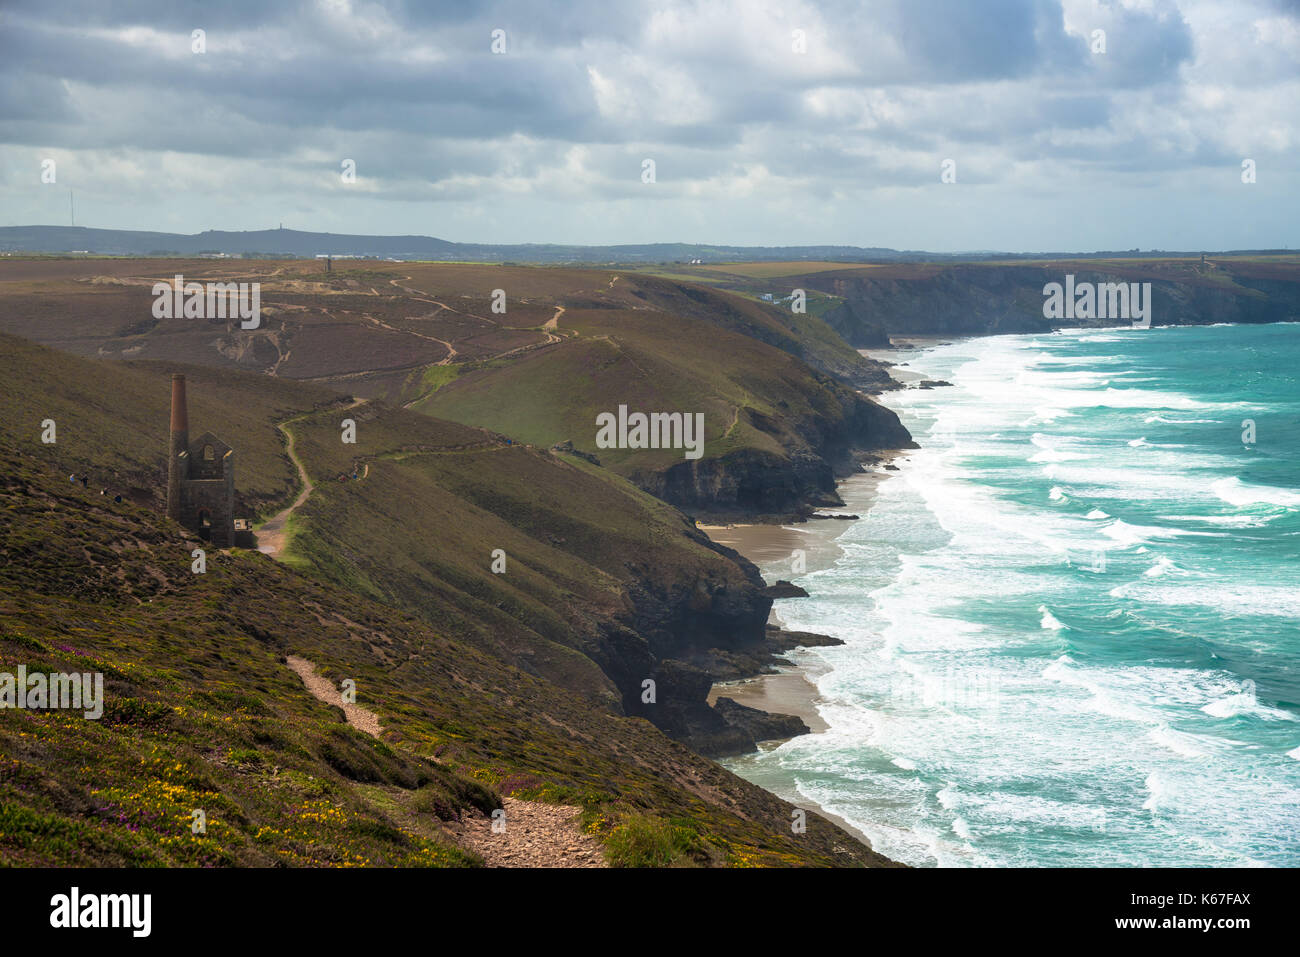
[{"x1": 270, "y1": 448, "x2": 608, "y2": 866}]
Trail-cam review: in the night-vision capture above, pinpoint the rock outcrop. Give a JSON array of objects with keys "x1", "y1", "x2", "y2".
[
  {"x1": 764, "y1": 580, "x2": 809, "y2": 599},
  {"x1": 713, "y1": 697, "x2": 810, "y2": 753}
]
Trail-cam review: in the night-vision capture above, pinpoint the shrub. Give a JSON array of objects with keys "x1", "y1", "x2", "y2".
[{"x1": 602, "y1": 814, "x2": 703, "y2": 868}]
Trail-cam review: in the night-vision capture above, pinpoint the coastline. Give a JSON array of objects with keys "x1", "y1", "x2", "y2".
[
  {"x1": 699, "y1": 467, "x2": 892, "y2": 729},
  {"x1": 698, "y1": 339, "x2": 948, "y2": 861},
  {"x1": 700, "y1": 340, "x2": 940, "y2": 733},
  {"x1": 706, "y1": 325, "x2": 1300, "y2": 868},
  {"x1": 699, "y1": 468, "x2": 902, "y2": 856}
]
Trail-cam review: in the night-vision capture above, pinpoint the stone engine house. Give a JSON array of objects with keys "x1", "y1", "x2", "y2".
[{"x1": 166, "y1": 373, "x2": 237, "y2": 547}]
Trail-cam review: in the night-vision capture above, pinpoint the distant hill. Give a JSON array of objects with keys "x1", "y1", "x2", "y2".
[
  {"x1": 2, "y1": 224, "x2": 1290, "y2": 264},
  {"x1": 0, "y1": 225, "x2": 905, "y2": 263}
]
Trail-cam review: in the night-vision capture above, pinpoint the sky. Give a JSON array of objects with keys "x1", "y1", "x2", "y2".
[{"x1": 1, "y1": 0, "x2": 1297, "y2": 252}]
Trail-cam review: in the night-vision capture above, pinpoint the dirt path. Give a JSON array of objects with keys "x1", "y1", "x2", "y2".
[
  {"x1": 256, "y1": 416, "x2": 313, "y2": 558},
  {"x1": 360, "y1": 311, "x2": 458, "y2": 363},
  {"x1": 257, "y1": 399, "x2": 367, "y2": 558},
  {"x1": 724, "y1": 404, "x2": 741, "y2": 438},
  {"x1": 261, "y1": 394, "x2": 599, "y2": 866},
  {"x1": 269, "y1": 346, "x2": 292, "y2": 376},
  {"x1": 448, "y1": 797, "x2": 607, "y2": 868},
  {"x1": 386, "y1": 275, "x2": 443, "y2": 306},
  {"x1": 386, "y1": 276, "x2": 498, "y2": 326},
  {"x1": 538, "y1": 304, "x2": 567, "y2": 344},
  {"x1": 285, "y1": 655, "x2": 383, "y2": 736},
  {"x1": 285, "y1": 654, "x2": 604, "y2": 867}
]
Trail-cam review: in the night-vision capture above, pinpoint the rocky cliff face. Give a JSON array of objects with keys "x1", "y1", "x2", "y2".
[
  {"x1": 609, "y1": 547, "x2": 776, "y2": 754},
  {"x1": 809, "y1": 263, "x2": 1300, "y2": 345},
  {"x1": 632, "y1": 393, "x2": 915, "y2": 519},
  {"x1": 570, "y1": 390, "x2": 913, "y2": 753},
  {"x1": 574, "y1": 534, "x2": 843, "y2": 757}
]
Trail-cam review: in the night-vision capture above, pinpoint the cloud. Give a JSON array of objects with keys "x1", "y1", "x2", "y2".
[{"x1": 0, "y1": 0, "x2": 1295, "y2": 251}]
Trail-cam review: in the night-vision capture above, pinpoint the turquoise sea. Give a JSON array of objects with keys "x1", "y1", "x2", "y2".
[{"x1": 725, "y1": 323, "x2": 1300, "y2": 867}]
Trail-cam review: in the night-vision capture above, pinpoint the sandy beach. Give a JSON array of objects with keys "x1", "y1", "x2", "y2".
[
  {"x1": 699, "y1": 462, "x2": 905, "y2": 731},
  {"x1": 707, "y1": 666, "x2": 830, "y2": 732}
]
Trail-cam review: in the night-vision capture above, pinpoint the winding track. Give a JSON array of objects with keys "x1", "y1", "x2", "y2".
[
  {"x1": 256, "y1": 398, "x2": 367, "y2": 559},
  {"x1": 262, "y1": 391, "x2": 605, "y2": 867}
]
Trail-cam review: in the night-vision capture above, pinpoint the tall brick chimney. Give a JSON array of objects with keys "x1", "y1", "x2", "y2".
[{"x1": 167, "y1": 373, "x2": 188, "y2": 521}]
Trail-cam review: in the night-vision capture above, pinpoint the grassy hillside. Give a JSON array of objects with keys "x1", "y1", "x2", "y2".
[
  {"x1": 0, "y1": 331, "x2": 793, "y2": 747},
  {"x1": 0, "y1": 259, "x2": 911, "y2": 517},
  {"x1": 414, "y1": 294, "x2": 910, "y2": 516},
  {"x1": 0, "y1": 330, "x2": 342, "y2": 519},
  {"x1": 0, "y1": 336, "x2": 895, "y2": 867},
  {"x1": 278, "y1": 392, "x2": 782, "y2": 722}
]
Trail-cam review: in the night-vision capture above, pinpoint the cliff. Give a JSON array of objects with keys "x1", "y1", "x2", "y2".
[
  {"x1": 636, "y1": 393, "x2": 914, "y2": 519},
  {"x1": 275, "y1": 391, "x2": 828, "y2": 756},
  {"x1": 797, "y1": 259, "x2": 1300, "y2": 345}
]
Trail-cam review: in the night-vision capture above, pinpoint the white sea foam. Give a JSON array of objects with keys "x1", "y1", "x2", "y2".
[
  {"x1": 1042, "y1": 654, "x2": 1075, "y2": 679},
  {"x1": 1143, "y1": 772, "x2": 1173, "y2": 811},
  {"x1": 1101, "y1": 519, "x2": 1179, "y2": 546},
  {"x1": 1039, "y1": 605, "x2": 1067, "y2": 630},
  {"x1": 1031, "y1": 448, "x2": 1087, "y2": 463},
  {"x1": 1042, "y1": 464, "x2": 1222, "y2": 501},
  {"x1": 1143, "y1": 556, "x2": 1178, "y2": 578},
  {"x1": 1144, "y1": 414, "x2": 1220, "y2": 424},
  {"x1": 1094, "y1": 388, "x2": 1213, "y2": 410},
  {"x1": 733, "y1": 327, "x2": 1300, "y2": 869},
  {"x1": 1159, "y1": 513, "x2": 1277, "y2": 528},
  {"x1": 1201, "y1": 692, "x2": 1296, "y2": 722},
  {"x1": 1107, "y1": 581, "x2": 1300, "y2": 619},
  {"x1": 1148, "y1": 725, "x2": 1207, "y2": 759},
  {"x1": 1212, "y1": 477, "x2": 1300, "y2": 509}
]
